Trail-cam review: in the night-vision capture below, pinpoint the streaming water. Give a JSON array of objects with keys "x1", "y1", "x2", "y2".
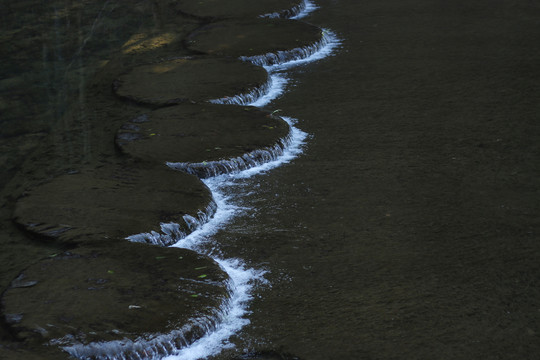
[
  {"x1": 165, "y1": 117, "x2": 309, "y2": 360},
  {"x1": 0, "y1": 1, "x2": 341, "y2": 359},
  {"x1": 124, "y1": 27, "x2": 338, "y2": 354},
  {"x1": 3, "y1": 1, "x2": 538, "y2": 359},
  {"x1": 261, "y1": 0, "x2": 318, "y2": 20}
]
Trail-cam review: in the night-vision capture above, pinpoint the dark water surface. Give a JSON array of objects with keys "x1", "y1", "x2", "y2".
[
  {"x1": 210, "y1": 1, "x2": 540, "y2": 359},
  {"x1": 2, "y1": 0, "x2": 540, "y2": 359}
]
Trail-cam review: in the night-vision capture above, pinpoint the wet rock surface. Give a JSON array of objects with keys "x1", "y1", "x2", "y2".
[
  {"x1": 113, "y1": 57, "x2": 269, "y2": 106},
  {"x1": 172, "y1": 0, "x2": 306, "y2": 19},
  {"x1": 13, "y1": 163, "x2": 214, "y2": 245},
  {"x1": 3, "y1": 0, "x2": 540, "y2": 359},
  {"x1": 1, "y1": 242, "x2": 230, "y2": 358},
  {"x1": 116, "y1": 104, "x2": 290, "y2": 177},
  {"x1": 185, "y1": 19, "x2": 323, "y2": 65}
]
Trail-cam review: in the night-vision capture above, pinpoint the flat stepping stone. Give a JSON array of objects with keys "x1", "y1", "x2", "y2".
[
  {"x1": 113, "y1": 57, "x2": 269, "y2": 106},
  {"x1": 2, "y1": 242, "x2": 231, "y2": 359},
  {"x1": 115, "y1": 104, "x2": 291, "y2": 178},
  {"x1": 185, "y1": 19, "x2": 326, "y2": 66},
  {"x1": 173, "y1": 0, "x2": 307, "y2": 19},
  {"x1": 13, "y1": 163, "x2": 215, "y2": 246}
]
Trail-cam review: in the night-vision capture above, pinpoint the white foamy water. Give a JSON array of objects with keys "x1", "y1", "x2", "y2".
[
  {"x1": 209, "y1": 28, "x2": 341, "y2": 108},
  {"x1": 263, "y1": 29, "x2": 341, "y2": 71},
  {"x1": 157, "y1": 25, "x2": 341, "y2": 360},
  {"x1": 246, "y1": 29, "x2": 341, "y2": 107},
  {"x1": 112, "y1": 11, "x2": 341, "y2": 360},
  {"x1": 291, "y1": 0, "x2": 319, "y2": 20},
  {"x1": 260, "y1": 0, "x2": 318, "y2": 20},
  {"x1": 248, "y1": 72, "x2": 288, "y2": 107},
  {"x1": 163, "y1": 117, "x2": 307, "y2": 360},
  {"x1": 209, "y1": 77, "x2": 273, "y2": 106}
]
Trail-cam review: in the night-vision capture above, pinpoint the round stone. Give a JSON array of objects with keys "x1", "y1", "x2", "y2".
[
  {"x1": 172, "y1": 0, "x2": 306, "y2": 19},
  {"x1": 1, "y1": 242, "x2": 231, "y2": 359},
  {"x1": 13, "y1": 163, "x2": 215, "y2": 245},
  {"x1": 185, "y1": 19, "x2": 325, "y2": 66},
  {"x1": 115, "y1": 104, "x2": 291, "y2": 178},
  {"x1": 113, "y1": 57, "x2": 269, "y2": 106}
]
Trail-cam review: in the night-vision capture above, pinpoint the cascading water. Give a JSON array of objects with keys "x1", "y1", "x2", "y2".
[
  {"x1": 163, "y1": 116, "x2": 308, "y2": 360},
  {"x1": 209, "y1": 77, "x2": 274, "y2": 106},
  {"x1": 260, "y1": 0, "x2": 318, "y2": 20},
  {"x1": 62, "y1": 289, "x2": 235, "y2": 360},
  {"x1": 239, "y1": 29, "x2": 337, "y2": 67},
  {"x1": 126, "y1": 201, "x2": 218, "y2": 247},
  {"x1": 166, "y1": 132, "x2": 295, "y2": 178},
  {"x1": 290, "y1": 0, "x2": 319, "y2": 20},
  {"x1": 93, "y1": 5, "x2": 341, "y2": 360}
]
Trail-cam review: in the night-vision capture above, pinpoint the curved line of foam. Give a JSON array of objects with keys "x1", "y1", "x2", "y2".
[
  {"x1": 290, "y1": 0, "x2": 319, "y2": 20},
  {"x1": 99, "y1": 13, "x2": 339, "y2": 360},
  {"x1": 126, "y1": 201, "x2": 217, "y2": 247},
  {"x1": 166, "y1": 130, "x2": 294, "y2": 179},
  {"x1": 94, "y1": 118, "x2": 305, "y2": 360},
  {"x1": 162, "y1": 117, "x2": 307, "y2": 360},
  {"x1": 239, "y1": 28, "x2": 339, "y2": 67},
  {"x1": 240, "y1": 30, "x2": 340, "y2": 108},
  {"x1": 144, "y1": 31, "x2": 340, "y2": 360},
  {"x1": 259, "y1": 0, "x2": 318, "y2": 20},
  {"x1": 211, "y1": 30, "x2": 340, "y2": 108},
  {"x1": 247, "y1": 72, "x2": 288, "y2": 107},
  {"x1": 62, "y1": 282, "x2": 235, "y2": 360},
  {"x1": 265, "y1": 29, "x2": 341, "y2": 71},
  {"x1": 260, "y1": 0, "x2": 307, "y2": 19},
  {"x1": 209, "y1": 76, "x2": 273, "y2": 106}
]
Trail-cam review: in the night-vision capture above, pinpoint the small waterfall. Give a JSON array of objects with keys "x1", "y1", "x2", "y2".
[
  {"x1": 248, "y1": 72, "x2": 288, "y2": 107},
  {"x1": 260, "y1": 0, "x2": 318, "y2": 20},
  {"x1": 159, "y1": 116, "x2": 307, "y2": 360},
  {"x1": 260, "y1": 0, "x2": 307, "y2": 19},
  {"x1": 210, "y1": 30, "x2": 340, "y2": 106},
  {"x1": 126, "y1": 201, "x2": 218, "y2": 247},
  {"x1": 166, "y1": 132, "x2": 294, "y2": 178},
  {"x1": 209, "y1": 77, "x2": 273, "y2": 106},
  {"x1": 239, "y1": 29, "x2": 338, "y2": 67},
  {"x1": 69, "y1": 5, "x2": 339, "y2": 360},
  {"x1": 61, "y1": 281, "x2": 235, "y2": 360},
  {"x1": 290, "y1": 0, "x2": 319, "y2": 20}
]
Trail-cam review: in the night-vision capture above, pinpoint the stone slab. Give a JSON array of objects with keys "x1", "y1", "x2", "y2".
[
  {"x1": 172, "y1": 0, "x2": 306, "y2": 19},
  {"x1": 185, "y1": 19, "x2": 323, "y2": 66},
  {"x1": 1, "y1": 242, "x2": 230, "y2": 359},
  {"x1": 116, "y1": 104, "x2": 290, "y2": 177},
  {"x1": 13, "y1": 163, "x2": 214, "y2": 245},
  {"x1": 113, "y1": 57, "x2": 269, "y2": 106}
]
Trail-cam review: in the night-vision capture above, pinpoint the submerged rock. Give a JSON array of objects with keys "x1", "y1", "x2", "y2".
[
  {"x1": 172, "y1": 0, "x2": 307, "y2": 19},
  {"x1": 115, "y1": 104, "x2": 291, "y2": 178},
  {"x1": 13, "y1": 163, "x2": 215, "y2": 245},
  {"x1": 113, "y1": 57, "x2": 269, "y2": 106},
  {"x1": 1, "y1": 242, "x2": 231, "y2": 359},
  {"x1": 185, "y1": 19, "x2": 325, "y2": 66}
]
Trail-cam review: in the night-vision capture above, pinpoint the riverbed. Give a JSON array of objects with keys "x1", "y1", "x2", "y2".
[{"x1": 2, "y1": 1, "x2": 540, "y2": 359}]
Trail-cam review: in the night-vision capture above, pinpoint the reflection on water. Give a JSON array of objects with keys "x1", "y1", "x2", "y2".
[
  {"x1": 0, "y1": 1, "x2": 157, "y2": 182},
  {"x1": 1, "y1": 1, "x2": 145, "y2": 133}
]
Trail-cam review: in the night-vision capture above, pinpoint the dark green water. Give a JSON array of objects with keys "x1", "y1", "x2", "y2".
[{"x1": 2, "y1": 1, "x2": 540, "y2": 359}]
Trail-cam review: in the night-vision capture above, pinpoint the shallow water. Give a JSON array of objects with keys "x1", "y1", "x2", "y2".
[{"x1": 3, "y1": 0, "x2": 540, "y2": 359}]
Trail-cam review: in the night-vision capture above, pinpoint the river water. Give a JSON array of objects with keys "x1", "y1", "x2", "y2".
[{"x1": 2, "y1": 0, "x2": 540, "y2": 359}]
